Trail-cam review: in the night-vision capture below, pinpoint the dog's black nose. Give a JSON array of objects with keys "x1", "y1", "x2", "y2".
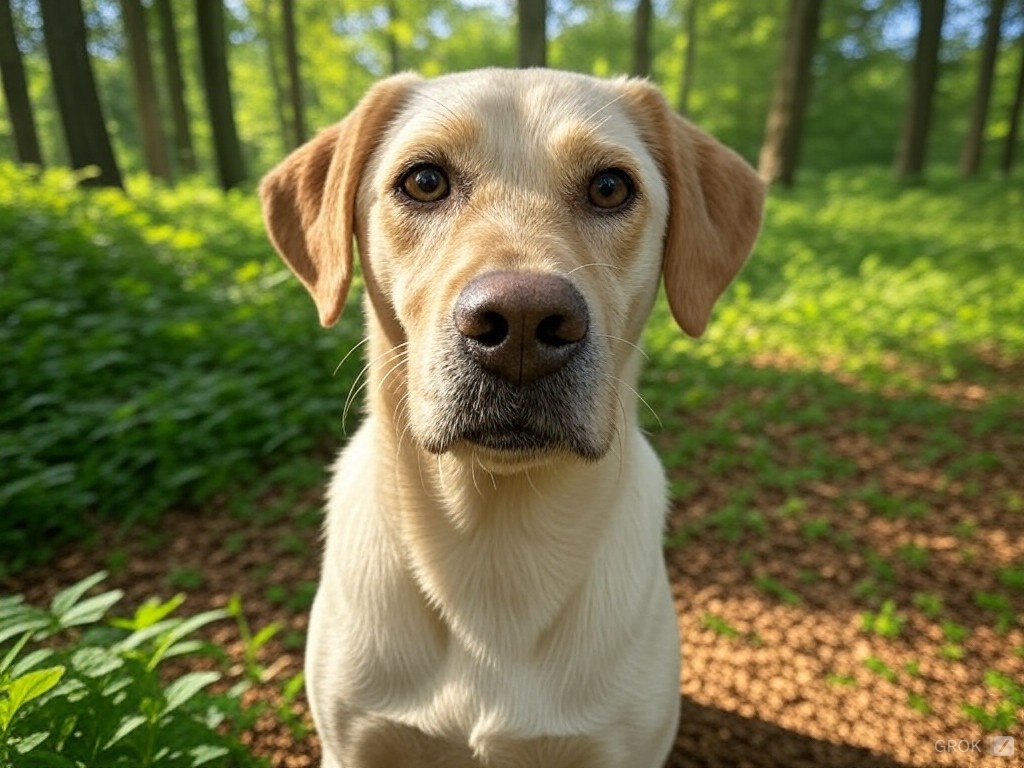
[{"x1": 453, "y1": 271, "x2": 589, "y2": 386}]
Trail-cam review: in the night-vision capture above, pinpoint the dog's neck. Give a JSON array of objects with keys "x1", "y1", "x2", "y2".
[{"x1": 356, "y1": 306, "x2": 651, "y2": 650}]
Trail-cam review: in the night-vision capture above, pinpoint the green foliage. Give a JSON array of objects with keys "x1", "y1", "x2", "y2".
[
  {"x1": 0, "y1": 163, "x2": 357, "y2": 570},
  {"x1": 0, "y1": 572, "x2": 263, "y2": 767},
  {"x1": 862, "y1": 655, "x2": 899, "y2": 683},
  {"x1": 963, "y1": 670, "x2": 1024, "y2": 730},
  {"x1": 860, "y1": 599, "x2": 906, "y2": 639}
]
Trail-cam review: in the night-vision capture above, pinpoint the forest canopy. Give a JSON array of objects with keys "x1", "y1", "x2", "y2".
[{"x1": 0, "y1": 0, "x2": 1022, "y2": 188}]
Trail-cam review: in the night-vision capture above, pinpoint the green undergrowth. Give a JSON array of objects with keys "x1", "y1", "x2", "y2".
[
  {"x1": 0, "y1": 572, "x2": 265, "y2": 767},
  {"x1": 2, "y1": 162, "x2": 1022, "y2": 574},
  {"x1": 0, "y1": 164, "x2": 362, "y2": 572}
]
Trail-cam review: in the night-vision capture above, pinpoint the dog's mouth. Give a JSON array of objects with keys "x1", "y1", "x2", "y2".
[{"x1": 419, "y1": 366, "x2": 610, "y2": 462}]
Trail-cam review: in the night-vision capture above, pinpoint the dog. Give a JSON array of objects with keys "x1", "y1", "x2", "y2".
[{"x1": 260, "y1": 68, "x2": 763, "y2": 768}]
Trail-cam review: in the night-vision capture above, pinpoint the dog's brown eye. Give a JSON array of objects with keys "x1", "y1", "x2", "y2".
[
  {"x1": 587, "y1": 169, "x2": 633, "y2": 210},
  {"x1": 401, "y1": 165, "x2": 450, "y2": 203}
]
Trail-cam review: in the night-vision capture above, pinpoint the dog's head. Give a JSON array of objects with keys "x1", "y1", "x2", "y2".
[{"x1": 261, "y1": 69, "x2": 763, "y2": 466}]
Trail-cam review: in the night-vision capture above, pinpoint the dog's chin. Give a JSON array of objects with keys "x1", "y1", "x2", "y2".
[{"x1": 420, "y1": 426, "x2": 609, "y2": 469}]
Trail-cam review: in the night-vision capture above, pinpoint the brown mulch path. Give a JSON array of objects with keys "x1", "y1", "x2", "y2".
[{"x1": 6, "y1": 391, "x2": 1023, "y2": 767}]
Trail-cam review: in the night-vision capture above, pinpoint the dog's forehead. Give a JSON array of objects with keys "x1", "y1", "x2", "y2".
[{"x1": 384, "y1": 69, "x2": 648, "y2": 164}]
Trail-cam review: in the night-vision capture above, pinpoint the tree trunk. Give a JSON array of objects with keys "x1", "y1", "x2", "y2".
[
  {"x1": 758, "y1": 0, "x2": 824, "y2": 187},
  {"x1": 632, "y1": 0, "x2": 652, "y2": 77},
  {"x1": 1001, "y1": 34, "x2": 1024, "y2": 175},
  {"x1": 518, "y1": 0, "x2": 546, "y2": 68},
  {"x1": 259, "y1": 0, "x2": 290, "y2": 150},
  {"x1": 959, "y1": 0, "x2": 1006, "y2": 176},
  {"x1": 0, "y1": 0, "x2": 42, "y2": 165},
  {"x1": 282, "y1": 0, "x2": 306, "y2": 146},
  {"x1": 154, "y1": 0, "x2": 196, "y2": 173},
  {"x1": 385, "y1": 0, "x2": 400, "y2": 74},
  {"x1": 678, "y1": 0, "x2": 697, "y2": 114},
  {"x1": 894, "y1": 0, "x2": 947, "y2": 183},
  {"x1": 120, "y1": 0, "x2": 171, "y2": 180},
  {"x1": 196, "y1": 0, "x2": 245, "y2": 190},
  {"x1": 39, "y1": 0, "x2": 122, "y2": 187}
]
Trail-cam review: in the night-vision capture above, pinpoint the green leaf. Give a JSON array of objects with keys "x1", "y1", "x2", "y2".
[
  {"x1": 110, "y1": 594, "x2": 186, "y2": 632},
  {"x1": 13, "y1": 730, "x2": 50, "y2": 753},
  {"x1": 0, "y1": 665, "x2": 65, "y2": 730},
  {"x1": 162, "y1": 671, "x2": 220, "y2": 716},
  {"x1": 70, "y1": 647, "x2": 124, "y2": 678},
  {"x1": 10, "y1": 648, "x2": 56, "y2": 678},
  {"x1": 189, "y1": 744, "x2": 230, "y2": 766},
  {"x1": 147, "y1": 610, "x2": 227, "y2": 670},
  {"x1": 0, "y1": 613, "x2": 51, "y2": 646},
  {"x1": 103, "y1": 713, "x2": 146, "y2": 749},
  {"x1": 58, "y1": 590, "x2": 123, "y2": 628},
  {"x1": 49, "y1": 571, "x2": 108, "y2": 617},
  {"x1": 250, "y1": 622, "x2": 281, "y2": 652}
]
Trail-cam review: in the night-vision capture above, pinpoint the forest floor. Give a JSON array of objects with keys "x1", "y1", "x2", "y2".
[{"x1": 10, "y1": 364, "x2": 1022, "y2": 768}]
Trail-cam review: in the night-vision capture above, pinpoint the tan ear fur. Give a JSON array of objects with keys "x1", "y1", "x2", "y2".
[
  {"x1": 623, "y1": 82, "x2": 765, "y2": 338},
  {"x1": 259, "y1": 74, "x2": 419, "y2": 327}
]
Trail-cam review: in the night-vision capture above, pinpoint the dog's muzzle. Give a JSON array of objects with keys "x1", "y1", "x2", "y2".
[{"x1": 422, "y1": 271, "x2": 607, "y2": 459}]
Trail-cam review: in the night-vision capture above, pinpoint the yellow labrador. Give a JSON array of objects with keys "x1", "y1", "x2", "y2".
[{"x1": 260, "y1": 69, "x2": 763, "y2": 768}]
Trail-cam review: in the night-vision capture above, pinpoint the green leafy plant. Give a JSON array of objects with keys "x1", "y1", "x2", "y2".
[
  {"x1": 860, "y1": 599, "x2": 906, "y2": 639},
  {"x1": 0, "y1": 572, "x2": 264, "y2": 767}
]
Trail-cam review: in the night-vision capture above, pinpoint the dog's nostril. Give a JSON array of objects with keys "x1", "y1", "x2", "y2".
[
  {"x1": 536, "y1": 313, "x2": 587, "y2": 347},
  {"x1": 475, "y1": 311, "x2": 509, "y2": 347}
]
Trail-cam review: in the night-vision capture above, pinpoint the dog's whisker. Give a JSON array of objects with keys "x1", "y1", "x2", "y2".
[
  {"x1": 333, "y1": 336, "x2": 370, "y2": 377},
  {"x1": 342, "y1": 344, "x2": 408, "y2": 433},
  {"x1": 583, "y1": 91, "x2": 627, "y2": 125},
  {"x1": 608, "y1": 388, "x2": 628, "y2": 478},
  {"x1": 469, "y1": 449, "x2": 483, "y2": 496},
  {"x1": 524, "y1": 466, "x2": 543, "y2": 500},
  {"x1": 594, "y1": 333, "x2": 649, "y2": 361},
  {"x1": 375, "y1": 351, "x2": 410, "y2": 395},
  {"x1": 567, "y1": 262, "x2": 621, "y2": 275},
  {"x1": 605, "y1": 373, "x2": 663, "y2": 430}
]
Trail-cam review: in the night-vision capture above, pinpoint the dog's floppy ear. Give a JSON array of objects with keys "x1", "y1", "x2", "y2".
[
  {"x1": 624, "y1": 82, "x2": 765, "y2": 338},
  {"x1": 259, "y1": 74, "x2": 419, "y2": 327}
]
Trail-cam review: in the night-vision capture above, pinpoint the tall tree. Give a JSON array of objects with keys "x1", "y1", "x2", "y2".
[
  {"x1": 1002, "y1": 33, "x2": 1024, "y2": 174},
  {"x1": 758, "y1": 0, "x2": 823, "y2": 186},
  {"x1": 678, "y1": 0, "x2": 698, "y2": 114},
  {"x1": 282, "y1": 0, "x2": 306, "y2": 146},
  {"x1": 259, "y1": 0, "x2": 290, "y2": 150},
  {"x1": 196, "y1": 0, "x2": 245, "y2": 190},
  {"x1": 518, "y1": 0, "x2": 546, "y2": 67},
  {"x1": 894, "y1": 0, "x2": 947, "y2": 182},
  {"x1": 39, "y1": 0, "x2": 122, "y2": 187},
  {"x1": 154, "y1": 0, "x2": 195, "y2": 173},
  {"x1": 0, "y1": 0, "x2": 42, "y2": 165},
  {"x1": 385, "y1": 0, "x2": 401, "y2": 74},
  {"x1": 959, "y1": 0, "x2": 1007, "y2": 176},
  {"x1": 632, "y1": 0, "x2": 652, "y2": 77},
  {"x1": 120, "y1": 0, "x2": 171, "y2": 180}
]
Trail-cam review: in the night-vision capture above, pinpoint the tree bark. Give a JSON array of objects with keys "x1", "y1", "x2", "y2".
[
  {"x1": 758, "y1": 0, "x2": 824, "y2": 187},
  {"x1": 196, "y1": 0, "x2": 245, "y2": 190},
  {"x1": 120, "y1": 0, "x2": 171, "y2": 180},
  {"x1": 154, "y1": 0, "x2": 196, "y2": 173},
  {"x1": 259, "y1": 0, "x2": 290, "y2": 150},
  {"x1": 518, "y1": 0, "x2": 546, "y2": 68},
  {"x1": 1001, "y1": 34, "x2": 1024, "y2": 174},
  {"x1": 282, "y1": 0, "x2": 306, "y2": 146},
  {"x1": 894, "y1": 0, "x2": 947, "y2": 183},
  {"x1": 0, "y1": 0, "x2": 42, "y2": 165},
  {"x1": 959, "y1": 0, "x2": 1006, "y2": 176},
  {"x1": 678, "y1": 0, "x2": 697, "y2": 114},
  {"x1": 385, "y1": 0, "x2": 400, "y2": 75},
  {"x1": 39, "y1": 0, "x2": 122, "y2": 187},
  {"x1": 632, "y1": 0, "x2": 652, "y2": 77}
]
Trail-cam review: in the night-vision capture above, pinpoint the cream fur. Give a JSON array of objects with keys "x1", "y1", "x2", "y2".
[{"x1": 259, "y1": 68, "x2": 764, "y2": 768}]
